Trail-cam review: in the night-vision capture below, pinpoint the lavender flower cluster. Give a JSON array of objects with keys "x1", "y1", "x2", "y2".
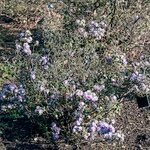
[
  {"x1": 37, "y1": 80, "x2": 50, "y2": 94},
  {"x1": 51, "y1": 122, "x2": 61, "y2": 140},
  {"x1": 72, "y1": 88, "x2": 124, "y2": 141},
  {"x1": 73, "y1": 101, "x2": 85, "y2": 133},
  {"x1": 87, "y1": 119, "x2": 98, "y2": 140},
  {"x1": 76, "y1": 89, "x2": 99, "y2": 103},
  {"x1": 105, "y1": 51, "x2": 128, "y2": 70},
  {"x1": 73, "y1": 112, "x2": 124, "y2": 141},
  {"x1": 88, "y1": 21, "x2": 107, "y2": 40},
  {"x1": 130, "y1": 56, "x2": 150, "y2": 95},
  {"x1": 97, "y1": 121, "x2": 115, "y2": 139},
  {"x1": 75, "y1": 84, "x2": 105, "y2": 103},
  {"x1": 39, "y1": 55, "x2": 50, "y2": 70},
  {"x1": 35, "y1": 106, "x2": 45, "y2": 115},
  {"x1": 0, "y1": 83, "x2": 26, "y2": 111},
  {"x1": 15, "y1": 30, "x2": 51, "y2": 92},
  {"x1": 83, "y1": 90, "x2": 98, "y2": 102},
  {"x1": 97, "y1": 121, "x2": 124, "y2": 141},
  {"x1": 76, "y1": 19, "x2": 107, "y2": 40},
  {"x1": 0, "y1": 83, "x2": 25, "y2": 102},
  {"x1": 16, "y1": 30, "x2": 33, "y2": 55}
]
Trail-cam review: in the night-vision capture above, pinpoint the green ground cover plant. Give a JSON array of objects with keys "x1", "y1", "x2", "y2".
[{"x1": 0, "y1": 0, "x2": 150, "y2": 149}]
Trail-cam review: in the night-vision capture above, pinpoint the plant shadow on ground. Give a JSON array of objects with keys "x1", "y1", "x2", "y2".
[
  {"x1": 1, "y1": 107, "x2": 77, "y2": 149},
  {"x1": 1, "y1": 116, "x2": 41, "y2": 142},
  {"x1": 1, "y1": 115, "x2": 59, "y2": 150}
]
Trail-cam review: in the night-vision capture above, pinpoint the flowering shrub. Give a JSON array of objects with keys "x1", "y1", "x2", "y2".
[
  {"x1": 16, "y1": 30, "x2": 33, "y2": 55},
  {"x1": 0, "y1": 0, "x2": 149, "y2": 149},
  {"x1": 0, "y1": 83, "x2": 26, "y2": 112}
]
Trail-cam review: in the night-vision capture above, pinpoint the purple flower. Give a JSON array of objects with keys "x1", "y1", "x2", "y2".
[
  {"x1": 78, "y1": 101, "x2": 85, "y2": 110},
  {"x1": 40, "y1": 56, "x2": 49, "y2": 69},
  {"x1": 23, "y1": 43, "x2": 31, "y2": 55},
  {"x1": 122, "y1": 57, "x2": 127, "y2": 65},
  {"x1": 103, "y1": 132, "x2": 113, "y2": 139},
  {"x1": 18, "y1": 85, "x2": 25, "y2": 96},
  {"x1": 40, "y1": 55, "x2": 49, "y2": 65},
  {"x1": 76, "y1": 117, "x2": 83, "y2": 126},
  {"x1": 20, "y1": 32, "x2": 25, "y2": 37},
  {"x1": 93, "y1": 84, "x2": 105, "y2": 92},
  {"x1": 17, "y1": 95, "x2": 24, "y2": 102},
  {"x1": 51, "y1": 123, "x2": 61, "y2": 140},
  {"x1": 0, "y1": 83, "x2": 26, "y2": 103},
  {"x1": 97, "y1": 121, "x2": 115, "y2": 135},
  {"x1": 87, "y1": 120, "x2": 98, "y2": 140},
  {"x1": 90, "y1": 126, "x2": 97, "y2": 132},
  {"x1": 35, "y1": 106, "x2": 45, "y2": 115},
  {"x1": 23, "y1": 42, "x2": 30, "y2": 49},
  {"x1": 83, "y1": 90, "x2": 98, "y2": 102},
  {"x1": 91, "y1": 120, "x2": 98, "y2": 127},
  {"x1": 16, "y1": 43, "x2": 22, "y2": 51},
  {"x1": 73, "y1": 125, "x2": 82, "y2": 133},
  {"x1": 30, "y1": 71, "x2": 36, "y2": 80},
  {"x1": 97, "y1": 122, "x2": 110, "y2": 134},
  {"x1": 43, "y1": 64, "x2": 49, "y2": 70},
  {"x1": 83, "y1": 90, "x2": 93, "y2": 100},
  {"x1": 7, "y1": 104, "x2": 14, "y2": 109},
  {"x1": 89, "y1": 21, "x2": 106, "y2": 39},
  {"x1": 109, "y1": 124, "x2": 115, "y2": 133},
  {"x1": 140, "y1": 83, "x2": 149, "y2": 92},
  {"x1": 2, "y1": 83, "x2": 17, "y2": 92},
  {"x1": 106, "y1": 56, "x2": 113, "y2": 64},
  {"x1": 76, "y1": 89, "x2": 83, "y2": 97},
  {"x1": 0, "y1": 92, "x2": 6, "y2": 100},
  {"x1": 26, "y1": 37, "x2": 33, "y2": 43},
  {"x1": 78, "y1": 28, "x2": 88, "y2": 37},
  {"x1": 110, "y1": 95, "x2": 117, "y2": 102},
  {"x1": 130, "y1": 72, "x2": 138, "y2": 81},
  {"x1": 52, "y1": 134, "x2": 59, "y2": 140}
]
